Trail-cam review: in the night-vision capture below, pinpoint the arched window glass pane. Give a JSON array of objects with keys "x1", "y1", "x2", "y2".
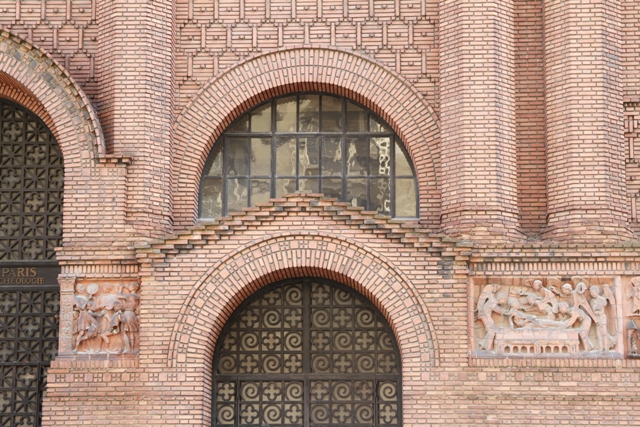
[
  {"x1": 200, "y1": 94, "x2": 418, "y2": 218},
  {"x1": 212, "y1": 279, "x2": 402, "y2": 427}
]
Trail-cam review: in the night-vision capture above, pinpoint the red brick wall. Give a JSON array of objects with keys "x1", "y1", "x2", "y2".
[
  {"x1": 622, "y1": 0, "x2": 640, "y2": 103},
  {"x1": 174, "y1": 0, "x2": 439, "y2": 116},
  {"x1": 623, "y1": 0, "x2": 640, "y2": 234},
  {"x1": 1, "y1": 0, "x2": 640, "y2": 425},
  {"x1": 45, "y1": 195, "x2": 640, "y2": 427},
  {"x1": 514, "y1": 0, "x2": 546, "y2": 236},
  {"x1": 439, "y1": 0, "x2": 520, "y2": 240},
  {"x1": 171, "y1": 48, "x2": 441, "y2": 231},
  {"x1": 3, "y1": 0, "x2": 639, "y2": 236},
  {"x1": 95, "y1": 0, "x2": 176, "y2": 238},
  {"x1": 0, "y1": 72, "x2": 55, "y2": 133},
  {"x1": 626, "y1": 102, "x2": 640, "y2": 232},
  {"x1": 543, "y1": 0, "x2": 630, "y2": 241}
]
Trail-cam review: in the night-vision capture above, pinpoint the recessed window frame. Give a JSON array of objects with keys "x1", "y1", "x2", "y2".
[{"x1": 199, "y1": 93, "x2": 418, "y2": 219}]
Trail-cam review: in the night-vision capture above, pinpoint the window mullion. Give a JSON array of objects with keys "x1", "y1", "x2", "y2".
[
  {"x1": 391, "y1": 135, "x2": 396, "y2": 218},
  {"x1": 223, "y1": 137, "x2": 228, "y2": 216},
  {"x1": 271, "y1": 99, "x2": 277, "y2": 199},
  {"x1": 341, "y1": 98, "x2": 347, "y2": 202}
]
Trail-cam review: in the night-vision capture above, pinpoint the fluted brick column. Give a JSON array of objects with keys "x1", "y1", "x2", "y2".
[
  {"x1": 439, "y1": 0, "x2": 522, "y2": 240},
  {"x1": 97, "y1": 0, "x2": 175, "y2": 238},
  {"x1": 543, "y1": 0, "x2": 632, "y2": 241}
]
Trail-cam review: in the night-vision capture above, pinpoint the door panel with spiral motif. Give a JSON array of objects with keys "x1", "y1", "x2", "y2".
[{"x1": 212, "y1": 279, "x2": 402, "y2": 427}]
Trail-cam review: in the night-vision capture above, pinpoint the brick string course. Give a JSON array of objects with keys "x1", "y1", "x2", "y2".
[{"x1": 0, "y1": 0, "x2": 638, "y2": 425}]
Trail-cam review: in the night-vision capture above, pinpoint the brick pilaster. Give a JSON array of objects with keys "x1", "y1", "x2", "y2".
[
  {"x1": 543, "y1": 0, "x2": 632, "y2": 241},
  {"x1": 515, "y1": 0, "x2": 547, "y2": 236},
  {"x1": 439, "y1": 0, "x2": 522, "y2": 240},
  {"x1": 96, "y1": 0, "x2": 175, "y2": 238}
]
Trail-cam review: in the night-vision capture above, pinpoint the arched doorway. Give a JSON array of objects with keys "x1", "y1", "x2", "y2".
[
  {"x1": 0, "y1": 98, "x2": 62, "y2": 427},
  {"x1": 212, "y1": 278, "x2": 401, "y2": 427}
]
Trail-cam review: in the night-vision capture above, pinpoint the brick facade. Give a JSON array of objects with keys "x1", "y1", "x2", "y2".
[{"x1": 1, "y1": 0, "x2": 640, "y2": 425}]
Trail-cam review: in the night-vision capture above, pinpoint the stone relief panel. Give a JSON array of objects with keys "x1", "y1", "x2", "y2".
[
  {"x1": 624, "y1": 277, "x2": 640, "y2": 358},
  {"x1": 72, "y1": 281, "x2": 140, "y2": 354},
  {"x1": 470, "y1": 277, "x2": 623, "y2": 358}
]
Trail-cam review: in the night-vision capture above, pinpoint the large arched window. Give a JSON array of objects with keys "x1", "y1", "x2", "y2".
[
  {"x1": 200, "y1": 94, "x2": 417, "y2": 218},
  {"x1": 212, "y1": 278, "x2": 402, "y2": 427},
  {"x1": 0, "y1": 98, "x2": 61, "y2": 427}
]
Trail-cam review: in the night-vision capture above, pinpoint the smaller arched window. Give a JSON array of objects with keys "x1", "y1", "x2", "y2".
[{"x1": 200, "y1": 94, "x2": 418, "y2": 219}]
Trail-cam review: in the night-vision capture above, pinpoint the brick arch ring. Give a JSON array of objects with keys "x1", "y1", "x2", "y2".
[
  {"x1": 0, "y1": 30, "x2": 106, "y2": 164},
  {"x1": 168, "y1": 233, "x2": 439, "y2": 387},
  {"x1": 172, "y1": 47, "x2": 441, "y2": 230}
]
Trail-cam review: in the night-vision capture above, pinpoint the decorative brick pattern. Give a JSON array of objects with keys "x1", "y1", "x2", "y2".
[
  {"x1": 0, "y1": 32, "x2": 137, "y2": 253},
  {"x1": 0, "y1": 0, "x2": 99, "y2": 101},
  {"x1": 622, "y1": 0, "x2": 640, "y2": 104},
  {"x1": 45, "y1": 194, "x2": 640, "y2": 427},
  {"x1": 0, "y1": 71, "x2": 54, "y2": 133},
  {"x1": 166, "y1": 234, "x2": 437, "y2": 366},
  {"x1": 175, "y1": 0, "x2": 439, "y2": 116},
  {"x1": 0, "y1": 30, "x2": 104, "y2": 159}
]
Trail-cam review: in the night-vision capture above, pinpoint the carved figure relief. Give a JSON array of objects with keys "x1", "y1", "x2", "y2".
[
  {"x1": 472, "y1": 277, "x2": 621, "y2": 358},
  {"x1": 624, "y1": 277, "x2": 640, "y2": 357},
  {"x1": 625, "y1": 277, "x2": 640, "y2": 316},
  {"x1": 72, "y1": 281, "x2": 140, "y2": 354}
]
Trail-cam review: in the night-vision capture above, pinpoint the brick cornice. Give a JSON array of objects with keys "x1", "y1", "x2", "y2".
[{"x1": 135, "y1": 194, "x2": 469, "y2": 266}]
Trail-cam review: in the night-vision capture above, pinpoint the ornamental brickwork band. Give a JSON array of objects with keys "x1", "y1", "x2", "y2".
[
  {"x1": 72, "y1": 281, "x2": 140, "y2": 354},
  {"x1": 471, "y1": 277, "x2": 629, "y2": 358}
]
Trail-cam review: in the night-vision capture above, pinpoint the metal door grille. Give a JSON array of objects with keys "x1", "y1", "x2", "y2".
[
  {"x1": 212, "y1": 279, "x2": 402, "y2": 427},
  {"x1": 0, "y1": 287, "x2": 59, "y2": 427},
  {"x1": 0, "y1": 99, "x2": 61, "y2": 427},
  {"x1": 0, "y1": 99, "x2": 63, "y2": 261}
]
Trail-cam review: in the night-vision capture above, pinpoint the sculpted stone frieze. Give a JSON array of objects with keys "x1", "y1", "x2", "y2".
[
  {"x1": 625, "y1": 277, "x2": 640, "y2": 358},
  {"x1": 471, "y1": 277, "x2": 622, "y2": 358},
  {"x1": 72, "y1": 281, "x2": 140, "y2": 354}
]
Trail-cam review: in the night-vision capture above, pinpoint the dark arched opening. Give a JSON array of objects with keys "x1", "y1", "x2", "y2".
[
  {"x1": 0, "y1": 98, "x2": 62, "y2": 427},
  {"x1": 212, "y1": 278, "x2": 402, "y2": 427}
]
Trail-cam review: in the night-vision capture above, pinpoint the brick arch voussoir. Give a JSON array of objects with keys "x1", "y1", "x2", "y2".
[
  {"x1": 0, "y1": 30, "x2": 105, "y2": 167},
  {"x1": 168, "y1": 233, "x2": 439, "y2": 380},
  {"x1": 173, "y1": 47, "x2": 441, "y2": 229},
  {"x1": 0, "y1": 74, "x2": 55, "y2": 134}
]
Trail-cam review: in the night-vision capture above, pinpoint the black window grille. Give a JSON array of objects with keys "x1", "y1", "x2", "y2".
[
  {"x1": 212, "y1": 279, "x2": 402, "y2": 427},
  {"x1": 0, "y1": 98, "x2": 61, "y2": 427},
  {"x1": 200, "y1": 94, "x2": 418, "y2": 219}
]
